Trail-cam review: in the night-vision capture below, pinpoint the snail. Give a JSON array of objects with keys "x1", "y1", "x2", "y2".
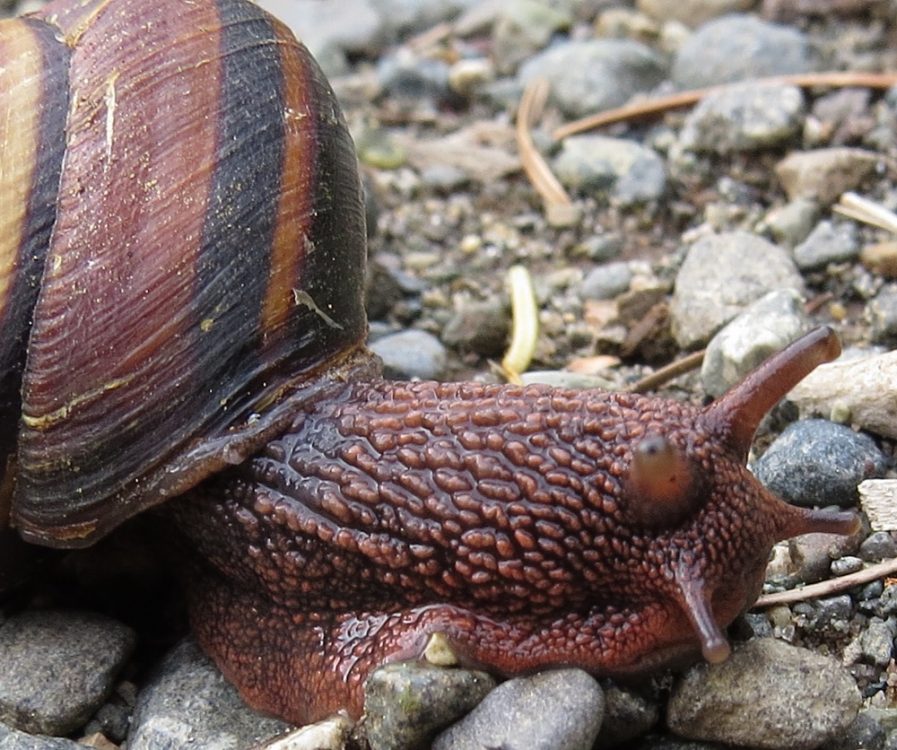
[{"x1": 0, "y1": 0, "x2": 860, "y2": 728}]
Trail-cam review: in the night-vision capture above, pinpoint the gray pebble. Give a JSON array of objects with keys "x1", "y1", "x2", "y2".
[
  {"x1": 764, "y1": 198, "x2": 820, "y2": 247},
  {"x1": 825, "y1": 708, "x2": 891, "y2": 750},
  {"x1": 807, "y1": 595, "x2": 854, "y2": 635},
  {"x1": 0, "y1": 723, "x2": 83, "y2": 749},
  {"x1": 868, "y1": 285, "x2": 897, "y2": 343},
  {"x1": 670, "y1": 231, "x2": 803, "y2": 348},
  {"x1": 860, "y1": 531, "x2": 897, "y2": 562},
  {"x1": 0, "y1": 610, "x2": 135, "y2": 736},
  {"x1": 793, "y1": 220, "x2": 860, "y2": 270},
  {"x1": 595, "y1": 682, "x2": 659, "y2": 748},
  {"x1": 362, "y1": 662, "x2": 496, "y2": 750},
  {"x1": 754, "y1": 419, "x2": 887, "y2": 508},
  {"x1": 378, "y1": 48, "x2": 452, "y2": 101},
  {"x1": 830, "y1": 555, "x2": 864, "y2": 576},
  {"x1": 679, "y1": 84, "x2": 805, "y2": 154},
  {"x1": 700, "y1": 289, "x2": 807, "y2": 397},
  {"x1": 581, "y1": 262, "x2": 634, "y2": 301},
  {"x1": 442, "y1": 299, "x2": 509, "y2": 357},
  {"x1": 128, "y1": 640, "x2": 288, "y2": 750},
  {"x1": 672, "y1": 14, "x2": 815, "y2": 89},
  {"x1": 373, "y1": 0, "x2": 479, "y2": 37},
  {"x1": 492, "y1": 0, "x2": 572, "y2": 74},
  {"x1": 784, "y1": 531, "x2": 862, "y2": 586},
  {"x1": 433, "y1": 669, "x2": 604, "y2": 750},
  {"x1": 370, "y1": 329, "x2": 449, "y2": 379},
  {"x1": 667, "y1": 639, "x2": 860, "y2": 750},
  {"x1": 519, "y1": 40, "x2": 666, "y2": 119},
  {"x1": 776, "y1": 147, "x2": 879, "y2": 205},
  {"x1": 843, "y1": 617, "x2": 896, "y2": 668},
  {"x1": 553, "y1": 136, "x2": 667, "y2": 205}
]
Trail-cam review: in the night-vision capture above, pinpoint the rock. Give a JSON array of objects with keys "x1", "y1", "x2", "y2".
[
  {"x1": 128, "y1": 640, "x2": 289, "y2": 750},
  {"x1": 492, "y1": 0, "x2": 572, "y2": 74},
  {"x1": 679, "y1": 84, "x2": 805, "y2": 154},
  {"x1": 553, "y1": 136, "x2": 667, "y2": 205},
  {"x1": 670, "y1": 231, "x2": 803, "y2": 348},
  {"x1": 0, "y1": 610, "x2": 135, "y2": 736},
  {"x1": 792, "y1": 220, "x2": 860, "y2": 270},
  {"x1": 433, "y1": 669, "x2": 604, "y2": 750},
  {"x1": 666, "y1": 639, "x2": 861, "y2": 750},
  {"x1": 782, "y1": 531, "x2": 862, "y2": 586},
  {"x1": 378, "y1": 48, "x2": 452, "y2": 102},
  {"x1": 442, "y1": 299, "x2": 509, "y2": 356},
  {"x1": 868, "y1": 285, "x2": 897, "y2": 342},
  {"x1": 789, "y1": 350, "x2": 897, "y2": 440},
  {"x1": 595, "y1": 682, "x2": 659, "y2": 747},
  {"x1": 830, "y1": 555, "x2": 864, "y2": 576},
  {"x1": 636, "y1": 0, "x2": 753, "y2": 26},
  {"x1": 672, "y1": 14, "x2": 814, "y2": 89},
  {"x1": 775, "y1": 147, "x2": 880, "y2": 205},
  {"x1": 519, "y1": 40, "x2": 666, "y2": 119},
  {"x1": 581, "y1": 262, "x2": 634, "y2": 301},
  {"x1": 261, "y1": 716, "x2": 353, "y2": 750},
  {"x1": 362, "y1": 662, "x2": 496, "y2": 750},
  {"x1": 861, "y1": 241, "x2": 897, "y2": 279},
  {"x1": 373, "y1": 0, "x2": 480, "y2": 37},
  {"x1": 700, "y1": 289, "x2": 808, "y2": 397},
  {"x1": 754, "y1": 419, "x2": 887, "y2": 508},
  {"x1": 843, "y1": 617, "x2": 897, "y2": 668},
  {"x1": 764, "y1": 198, "x2": 820, "y2": 247},
  {"x1": 370, "y1": 329, "x2": 449, "y2": 379},
  {"x1": 859, "y1": 531, "x2": 897, "y2": 562},
  {"x1": 0, "y1": 723, "x2": 84, "y2": 749}
]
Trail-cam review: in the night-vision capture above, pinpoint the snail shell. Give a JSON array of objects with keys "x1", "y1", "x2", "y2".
[{"x1": 0, "y1": 0, "x2": 370, "y2": 545}]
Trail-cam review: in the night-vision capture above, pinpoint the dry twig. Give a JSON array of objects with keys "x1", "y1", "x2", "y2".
[{"x1": 754, "y1": 557, "x2": 897, "y2": 607}]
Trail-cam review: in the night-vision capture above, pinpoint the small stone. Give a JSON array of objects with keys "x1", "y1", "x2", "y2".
[
  {"x1": 700, "y1": 289, "x2": 808, "y2": 397},
  {"x1": 830, "y1": 555, "x2": 864, "y2": 576},
  {"x1": 447, "y1": 58, "x2": 494, "y2": 97},
  {"x1": 667, "y1": 639, "x2": 861, "y2": 750},
  {"x1": 492, "y1": 0, "x2": 572, "y2": 74},
  {"x1": 793, "y1": 220, "x2": 860, "y2": 270},
  {"x1": 764, "y1": 198, "x2": 820, "y2": 247},
  {"x1": 553, "y1": 136, "x2": 667, "y2": 205},
  {"x1": 519, "y1": 40, "x2": 666, "y2": 119},
  {"x1": 581, "y1": 262, "x2": 633, "y2": 301},
  {"x1": 670, "y1": 231, "x2": 803, "y2": 348},
  {"x1": 370, "y1": 329, "x2": 449, "y2": 380},
  {"x1": 843, "y1": 617, "x2": 897, "y2": 668},
  {"x1": 433, "y1": 669, "x2": 604, "y2": 750},
  {"x1": 859, "y1": 531, "x2": 897, "y2": 562},
  {"x1": 0, "y1": 610, "x2": 135, "y2": 736},
  {"x1": 0, "y1": 722, "x2": 84, "y2": 749},
  {"x1": 754, "y1": 419, "x2": 887, "y2": 508},
  {"x1": 861, "y1": 241, "x2": 897, "y2": 279},
  {"x1": 378, "y1": 48, "x2": 451, "y2": 101},
  {"x1": 672, "y1": 14, "x2": 814, "y2": 89},
  {"x1": 786, "y1": 531, "x2": 862, "y2": 585},
  {"x1": 261, "y1": 716, "x2": 353, "y2": 750},
  {"x1": 679, "y1": 83, "x2": 805, "y2": 154},
  {"x1": 636, "y1": 0, "x2": 753, "y2": 26},
  {"x1": 595, "y1": 681, "x2": 659, "y2": 747},
  {"x1": 442, "y1": 299, "x2": 509, "y2": 357},
  {"x1": 127, "y1": 640, "x2": 289, "y2": 750},
  {"x1": 776, "y1": 147, "x2": 879, "y2": 205},
  {"x1": 868, "y1": 285, "x2": 897, "y2": 343},
  {"x1": 362, "y1": 662, "x2": 495, "y2": 750}
]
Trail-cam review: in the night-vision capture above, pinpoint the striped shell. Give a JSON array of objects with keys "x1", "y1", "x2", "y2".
[{"x1": 0, "y1": 0, "x2": 368, "y2": 546}]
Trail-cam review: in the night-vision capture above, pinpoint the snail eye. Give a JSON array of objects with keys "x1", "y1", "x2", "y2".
[{"x1": 623, "y1": 434, "x2": 701, "y2": 527}]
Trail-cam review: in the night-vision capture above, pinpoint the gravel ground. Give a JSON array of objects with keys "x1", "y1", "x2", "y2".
[{"x1": 3, "y1": 0, "x2": 897, "y2": 748}]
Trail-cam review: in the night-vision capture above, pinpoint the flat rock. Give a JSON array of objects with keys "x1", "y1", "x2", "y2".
[
  {"x1": 679, "y1": 84, "x2": 805, "y2": 154},
  {"x1": 670, "y1": 231, "x2": 803, "y2": 348},
  {"x1": 667, "y1": 639, "x2": 861, "y2": 749},
  {"x1": 0, "y1": 610, "x2": 135, "y2": 736},
  {"x1": 127, "y1": 640, "x2": 289, "y2": 750},
  {"x1": 672, "y1": 14, "x2": 814, "y2": 88},
  {"x1": 362, "y1": 662, "x2": 496, "y2": 750},
  {"x1": 433, "y1": 669, "x2": 603, "y2": 750},
  {"x1": 775, "y1": 147, "x2": 879, "y2": 205},
  {"x1": 519, "y1": 40, "x2": 666, "y2": 119},
  {"x1": 0, "y1": 722, "x2": 84, "y2": 749},
  {"x1": 370, "y1": 329, "x2": 449, "y2": 379}
]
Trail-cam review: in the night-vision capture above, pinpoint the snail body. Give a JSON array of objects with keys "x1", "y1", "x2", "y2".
[{"x1": 0, "y1": 0, "x2": 858, "y2": 727}]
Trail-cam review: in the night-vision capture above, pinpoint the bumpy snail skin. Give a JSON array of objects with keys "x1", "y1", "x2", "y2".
[{"x1": 172, "y1": 329, "x2": 858, "y2": 724}]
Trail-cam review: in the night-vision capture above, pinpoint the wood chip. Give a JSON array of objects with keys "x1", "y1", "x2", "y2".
[{"x1": 859, "y1": 479, "x2": 897, "y2": 532}]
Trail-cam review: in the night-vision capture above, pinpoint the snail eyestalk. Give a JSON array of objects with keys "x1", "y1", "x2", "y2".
[{"x1": 705, "y1": 327, "x2": 841, "y2": 459}]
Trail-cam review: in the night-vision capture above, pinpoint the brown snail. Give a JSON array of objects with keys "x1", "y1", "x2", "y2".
[{"x1": 1, "y1": 0, "x2": 860, "y2": 727}]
